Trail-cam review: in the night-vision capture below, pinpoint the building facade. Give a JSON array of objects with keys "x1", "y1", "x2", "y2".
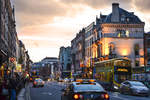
[
  {"x1": 99, "y1": 3, "x2": 144, "y2": 67},
  {"x1": 70, "y1": 3, "x2": 145, "y2": 77},
  {"x1": 84, "y1": 22, "x2": 95, "y2": 67},
  {"x1": 71, "y1": 29, "x2": 85, "y2": 73},
  {"x1": 0, "y1": 0, "x2": 18, "y2": 79},
  {"x1": 31, "y1": 57, "x2": 58, "y2": 78},
  {"x1": 144, "y1": 32, "x2": 150, "y2": 66},
  {"x1": 59, "y1": 46, "x2": 71, "y2": 71}
]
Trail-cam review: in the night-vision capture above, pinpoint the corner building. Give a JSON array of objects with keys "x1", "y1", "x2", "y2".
[{"x1": 95, "y1": 3, "x2": 145, "y2": 68}]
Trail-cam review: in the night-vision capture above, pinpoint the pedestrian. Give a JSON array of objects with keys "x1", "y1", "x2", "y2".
[
  {"x1": 0, "y1": 79, "x2": 9, "y2": 100},
  {"x1": 9, "y1": 74, "x2": 17, "y2": 100}
]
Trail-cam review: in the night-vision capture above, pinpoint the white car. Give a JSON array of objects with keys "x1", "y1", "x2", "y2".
[
  {"x1": 120, "y1": 81, "x2": 149, "y2": 96},
  {"x1": 64, "y1": 78, "x2": 69, "y2": 83}
]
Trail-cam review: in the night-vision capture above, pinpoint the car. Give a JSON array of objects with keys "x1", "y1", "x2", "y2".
[
  {"x1": 61, "y1": 79, "x2": 109, "y2": 100},
  {"x1": 33, "y1": 78, "x2": 45, "y2": 87},
  {"x1": 120, "y1": 80, "x2": 149, "y2": 96},
  {"x1": 64, "y1": 78, "x2": 69, "y2": 83},
  {"x1": 68, "y1": 78, "x2": 74, "y2": 82},
  {"x1": 58, "y1": 78, "x2": 64, "y2": 82},
  {"x1": 141, "y1": 81, "x2": 150, "y2": 89}
]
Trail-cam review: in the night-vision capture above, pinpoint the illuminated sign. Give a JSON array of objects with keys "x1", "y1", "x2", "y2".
[{"x1": 117, "y1": 68, "x2": 128, "y2": 72}]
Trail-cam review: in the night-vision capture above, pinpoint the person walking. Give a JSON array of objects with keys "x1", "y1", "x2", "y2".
[
  {"x1": 0, "y1": 79, "x2": 9, "y2": 100},
  {"x1": 9, "y1": 74, "x2": 17, "y2": 100}
]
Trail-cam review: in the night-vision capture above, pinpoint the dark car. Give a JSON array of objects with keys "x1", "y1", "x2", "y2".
[
  {"x1": 120, "y1": 81, "x2": 149, "y2": 96},
  {"x1": 61, "y1": 79, "x2": 109, "y2": 100}
]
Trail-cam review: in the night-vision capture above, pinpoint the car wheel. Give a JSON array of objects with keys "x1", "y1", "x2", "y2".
[
  {"x1": 129, "y1": 89, "x2": 133, "y2": 95},
  {"x1": 120, "y1": 88, "x2": 124, "y2": 94}
]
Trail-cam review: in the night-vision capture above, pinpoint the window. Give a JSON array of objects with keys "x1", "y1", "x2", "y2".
[
  {"x1": 120, "y1": 30, "x2": 126, "y2": 37},
  {"x1": 121, "y1": 15, "x2": 125, "y2": 22},
  {"x1": 126, "y1": 30, "x2": 129, "y2": 37},
  {"x1": 147, "y1": 48, "x2": 150, "y2": 55},
  {"x1": 117, "y1": 29, "x2": 127, "y2": 37},
  {"x1": 127, "y1": 18, "x2": 130, "y2": 22},
  {"x1": 109, "y1": 43, "x2": 115, "y2": 56},
  {"x1": 134, "y1": 44, "x2": 139, "y2": 56},
  {"x1": 124, "y1": 82, "x2": 129, "y2": 85},
  {"x1": 135, "y1": 60, "x2": 139, "y2": 67}
]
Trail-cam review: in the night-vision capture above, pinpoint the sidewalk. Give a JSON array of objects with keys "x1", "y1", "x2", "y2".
[{"x1": 17, "y1": 83, "x2": 31, "y2": 100}]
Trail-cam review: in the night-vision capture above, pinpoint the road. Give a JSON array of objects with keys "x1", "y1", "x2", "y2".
[{"x1": 29, "y1": 81, "x2": 150, "y2": 100}]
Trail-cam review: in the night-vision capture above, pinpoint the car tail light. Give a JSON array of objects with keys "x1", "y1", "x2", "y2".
[
  {"x1": 30, "y1": 78, "x2": 32, "y2": 81},
  {"x1": 74, "y1": 94, "x2": 83, "y2": 99},
  {"x1": 74, "y1": 94, "x2": 79, "y2": 99},
  {"x1": 101, "y1": 94, "x2": 109, "y2": 99},
  {"x1": 34, "y1": 81, "x2": 37, "y2": 84}
]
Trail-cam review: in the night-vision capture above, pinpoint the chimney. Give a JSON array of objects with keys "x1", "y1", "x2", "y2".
[{"x1": 111, "y1": 3, "x2": 120, "y2": 22}]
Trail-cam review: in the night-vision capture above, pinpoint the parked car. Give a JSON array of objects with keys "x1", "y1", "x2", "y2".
[
  {"x1": 120, "y1": 80, "x2": 149, "y2": 96},
  {"x1": 64, "y1": 78, "x2": 69, "y2": 83},
  {"x1": 58, "y1": 78, "x2": 64, "y2": 82},
  {"x1": 61, "y1": 79, "x2": 109, "y2": 100},
  {"x1": 141, "y1": 81, "x2": 150, "y2": 89},
  {"x1": 33, "y1": 78, "x2": 45, "y2": 87}
]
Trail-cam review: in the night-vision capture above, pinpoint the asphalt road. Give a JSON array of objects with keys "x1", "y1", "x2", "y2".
[{"x1": 29, "y1": 81, "x2": 150, "y2": 100}]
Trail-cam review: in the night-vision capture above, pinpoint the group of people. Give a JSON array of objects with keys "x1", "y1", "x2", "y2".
[{"x1": 0, "y1": 73, "x2": 27, "y2": 100}]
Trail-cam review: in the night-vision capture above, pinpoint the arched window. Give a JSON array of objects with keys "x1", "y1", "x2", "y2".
[
  {"x1": 147, "y1": 58, "x2": 150, "y2": 65},
  {"x1": 109, "y1": 43, "x2": 115, "y2": 55},
  {"x1": 134, "y1": 44, "x2": 139, "y2": 56}
]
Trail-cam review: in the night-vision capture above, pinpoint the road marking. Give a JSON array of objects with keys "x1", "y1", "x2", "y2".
[{"x1": 41, "y1": 92, "x2": 52, "y2": 96}]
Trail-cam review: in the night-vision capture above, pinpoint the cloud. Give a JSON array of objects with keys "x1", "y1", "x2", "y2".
[
  {"x1": 133, "y1": 0, "x2": 150, "y2": 13},
  {"x1": 14, "y1": 0, "x2": 86, "y2": 28},
  {"x1": 60, "y1": 0, "x2": 132, "y2": 9},
  {"x1": 18, "y1": 36, "x2": 71, "y2": 48},
  {"x1": 14, "y1": 0, "x2": 66, "y2": 27}
]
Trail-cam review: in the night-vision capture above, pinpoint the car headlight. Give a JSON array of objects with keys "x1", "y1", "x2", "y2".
[{"x1": 114, "y1": 85, "x2": 119, "y2": 89}]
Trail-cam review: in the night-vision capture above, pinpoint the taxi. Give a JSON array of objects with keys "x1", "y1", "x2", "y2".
[{"x1": 61, "y1": 79, "x2": 109, "y2": 100}]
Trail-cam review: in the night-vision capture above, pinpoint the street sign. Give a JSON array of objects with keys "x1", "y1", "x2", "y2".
[{"x1": 10, "y1": 57, "x2": 16, "y2": 63}]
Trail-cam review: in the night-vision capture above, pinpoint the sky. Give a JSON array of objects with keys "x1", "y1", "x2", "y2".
[{"x1": 14, "y1": 0, "x2": 150, "y2": 62}]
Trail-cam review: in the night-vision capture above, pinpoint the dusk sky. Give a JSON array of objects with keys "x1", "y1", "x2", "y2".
[{"x1": 14, "y1": 0, "x2": 150, "y2": 62}]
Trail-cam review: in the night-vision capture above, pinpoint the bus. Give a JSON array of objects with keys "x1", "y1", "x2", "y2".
[{"x1": 94, "y1": 58, "x2": 132, "y2": 90}]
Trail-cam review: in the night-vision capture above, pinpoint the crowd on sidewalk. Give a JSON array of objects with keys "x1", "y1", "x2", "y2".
[{"x1": 0, "y1": 72, "x2": 28, "y2": 100}]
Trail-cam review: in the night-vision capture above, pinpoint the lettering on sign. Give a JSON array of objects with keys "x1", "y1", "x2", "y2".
[{"x1": 117, "y1": 68, "x2": 128, "y2": 72}]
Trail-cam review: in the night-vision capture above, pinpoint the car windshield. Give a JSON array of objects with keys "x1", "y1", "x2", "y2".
[
  {"x1": 130, "y1": 81, "x2": 144, "y2": 86},
  {"x1": 74, "y1": 84, "x2": 104, "y2": 92}
]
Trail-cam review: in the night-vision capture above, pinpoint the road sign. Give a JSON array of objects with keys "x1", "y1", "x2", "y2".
[{"x1": 10, "y1": 57, "x2": 16, "y2": 63}]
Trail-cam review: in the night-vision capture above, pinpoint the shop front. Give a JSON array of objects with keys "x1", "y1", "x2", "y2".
[{"x1": 0, "y1": 50, "x2": 8, "y2": 83}]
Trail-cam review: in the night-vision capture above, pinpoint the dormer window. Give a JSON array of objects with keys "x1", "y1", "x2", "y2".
[
  {"x1": 121, "y1": 17, "x2": 125, "y2": 22},
  {"x1": 127, "y1": 18, "x2": 130, "y2": 22},
  {"x1": 126, "y1": 30, "x2": 129, "y2": 37},
  {"x1": 121, "y1": 15, "x2": 125, "y2": 22}
]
